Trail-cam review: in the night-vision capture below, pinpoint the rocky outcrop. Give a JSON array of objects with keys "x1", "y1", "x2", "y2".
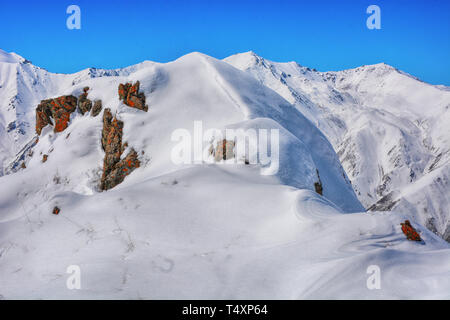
[
  {"x1": 4, "y1": 136, "x2": 39, "y2": 175},
  {"x1": 91, "y1": 100, "x2": 103, "y2": 117},
  {"x1": 401, "y1": 220, "x2": 422, "y2": 241},
  {"x1": 101, "y1": 108, "x2": 114, "y2": 150},
  {"x1": 212, "y1": 139, "x2": 235, "y2": 161},
  {"x1": 118, "y1": 81, "x2": 148, "y2": 111},
  {"x1": 35, "y1": 95, "x2": 77, "y2": 134},
  {"x1": 77, "y1": 87, "x2": 92, "y2": 115},
  {"x1": 35, "y1": 88, "x2": 102, "y2": 136},
  {"x1": 100, "y1": 149, "x2": 140, "y2": 190},
  {"x1": 100, "y1": 108, "x2": 140, "y2": 191},
  {"x1": 314, "y1": 169, "x2": 323, "y2": 195},
  {"x1": 367, "y1": 191, "x2": 400, "y2": 211}
]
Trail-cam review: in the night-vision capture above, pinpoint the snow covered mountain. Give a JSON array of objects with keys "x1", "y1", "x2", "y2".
[
  {"x1": 0, "y1": 49, "x2": 449, "y2": 299},
  {"x1": 225, "y1": 51, "x2": 450, "y2": 242},
  {"x1": 0, "y1": 49, "x2": 155, "y2": 175}
]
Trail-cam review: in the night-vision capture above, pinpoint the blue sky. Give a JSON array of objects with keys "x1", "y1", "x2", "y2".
[{"x1": 1, "y1": 0, "x2": 449, "y2": 85}]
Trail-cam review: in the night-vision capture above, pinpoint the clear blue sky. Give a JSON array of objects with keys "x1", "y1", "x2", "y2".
[{"x1": 1, "y1": 0, "x2": 449, "y2": 85}]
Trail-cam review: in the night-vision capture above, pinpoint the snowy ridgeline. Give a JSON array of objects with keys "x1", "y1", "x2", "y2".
[
  {"x1": 225, "y1": 52, "x2": 450, "y2": 242},
  {"x1": 0, "y1": 49, "x2": 449, "y2": 299}
]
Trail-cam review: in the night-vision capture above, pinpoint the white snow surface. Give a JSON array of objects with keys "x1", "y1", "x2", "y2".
[
  {"x1": 225, "y1": 51, "x2": 450, "y2": 241},
  {"x1": 0, "y1": 49, "x2": 449, "y2": 299}
]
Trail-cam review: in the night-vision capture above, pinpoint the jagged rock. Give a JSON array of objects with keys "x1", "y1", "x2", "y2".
[
  {"x1": 91, "y1": 100, "x2": 103, "y2": 117},
  {"x1": 102, "y1": 114, "x2": 123, "y2": 175},
  {"x1": 367, "y1": 191, "x2": 400, "y2": 211},
  {"x1": 20, "y1": 162, "x2": 26, "y2": 169},
  {"x1": 42, "y1": 154, "x2": 48, "y2": 162},
  {"x1": 101, "y1": 108, "x2": 114, "y2": 150},
  {"x1": 100, "y1": 149, "x2": 140, "y2": 190},
  {"x1": 77, "y1": 88, "x2": 92, "y2": 115},
  {"x1": 401, "y1": 220, "x2": 422, "y2": 241},
  {"x1": 100, "y1": 108, "x2": 140, "y2": 191},
  {"x1": 212, "y1": 139, "x2": 235, "y2": 161},
  {"x1": 118, "y1": 81, "x2": 148, "y2": 111},
  {"x1": 314, "y1": 169, "x2": 323, "y2": 195},
  {"x1": 52, "y1": 206, "x2": 60, "y2": 215},
  {"x1": 36, "y1": 95, "x2": 77, "y2": 134}
]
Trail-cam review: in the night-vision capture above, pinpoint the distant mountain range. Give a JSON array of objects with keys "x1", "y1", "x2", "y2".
[{"x1": 226, "y1": 51, "x2": 450, "y2": 241}]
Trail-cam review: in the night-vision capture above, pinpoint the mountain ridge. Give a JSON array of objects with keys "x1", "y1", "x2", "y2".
[
  {"x1": 225, "y1": 51, "x2": 450, "y2": 241},
  {"x1": 1, "y1": 49, "x2": 449, "y2": 238},
  {"x1": 0, "y1": 48, "x2": 450, "y2": 299}
]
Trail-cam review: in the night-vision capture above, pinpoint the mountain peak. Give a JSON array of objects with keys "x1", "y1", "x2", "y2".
[
  {"x1": 357, "y1": 62, "x2": 396, "y2": 72},
  {"x1": 224, "y1": 51, "x2": 268, "y2": 70},
  {"x1": 0, "y1": 49, "x2": 28, "y2": 64},
  {"x1": 336, "y1": 62, "x2": 424, "y2": 83}
]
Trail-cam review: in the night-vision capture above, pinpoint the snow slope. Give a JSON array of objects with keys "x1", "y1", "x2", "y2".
[
  {"x1": 225, "y1": 51, "x2": 450, "y2": 241},
  {"x1": 0, "y1": 48, "x2": 154, "y2": 175},
  {"x1": 0, "y1": 50, "x2": 449, "y2": 299},
  {"x1": 1, "y1": 165, "x2": 449, "y2": 299},
  {"x1": 0, "y1": 51, "x2": 362, "y2": 212}
]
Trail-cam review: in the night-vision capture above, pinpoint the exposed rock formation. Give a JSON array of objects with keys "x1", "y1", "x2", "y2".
[
  {"x1": 100, "y1": 108, "x2": 140, "y2": 191},
  {"x1": 101, "y1": 149, "x2": 140, "y2": 191},
  {"x1": 91, "y1": 100, "x2": 103, "y2": 117},
  {"x1": 78, "y1": 87, "x2": 92, "y2": 115},
  {"x1": 314, "y1": 169, "x2": 323, "y2": 195},
  {"x1": 52, "y1": 206, "x2": 60, "y2": 215},
  {"x1": 367, "y1": 191, "x2": 399, "y2": 211},
  {"x1": 118, "y1": 81, "x2": 148, "y2": 111},
  {"x1": 35, "y1": 95, "x2": 77, "y2": 134},
  {"x1": 3, "y1": 136, "x2": 38, "y2": 175},
  {"x1": 212, "y1": 139, "x2": 235, "y2": 161},
  {"x1": 401, "y1": 220, "x2": 422, "y2": 241}
]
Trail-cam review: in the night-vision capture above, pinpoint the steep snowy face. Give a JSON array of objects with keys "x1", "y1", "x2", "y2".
[{"x1": 225, "y1": 52, "x2": 450, "y2": 240}]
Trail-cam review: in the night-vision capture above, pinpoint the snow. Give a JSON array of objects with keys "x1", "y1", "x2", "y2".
[
  {"x1": 225, "y1": 51, "x2": 450, "y2": 241},
  {"x1": 1, "y1": 165, "x2": 449, "y2": 299},
  {"x1": 0, "y1": 49, "x2": 449, "y2": 299},
  {"x1": 0, "y1": 49, "x2": 24, "y2": 64}
]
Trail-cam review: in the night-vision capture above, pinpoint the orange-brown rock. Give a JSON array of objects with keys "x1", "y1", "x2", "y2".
[
  {"x1": 100, "y1": 149, "x2": 140, "y2": 191},
  {"x1": 78, "y1": 87, "x2": 92, "y2": 115},
  {"x1": 100, "y1": 108, "x2": 140, "y2": 190},
  {"x1": 314, "y1": 169, "x2": 323, "y2": 195},
  {"x1": 36, "y1": 95, "x2": 77, "y2": 135},
  {"x1": 42, "y1": 154, "x2": 48, "y2": 162},
  {"x1": 91, "y1": 100, "x2": 103, "y2": 117},
  {"x1": 401, "y1": 220, "x2": 422, "y2": 241},
  {"x1": 52, "y1": 206, "x2": 60, "y2": 215},
  {"x1": 118, "y1": 81, "x2": 148, "y2": 112}
]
